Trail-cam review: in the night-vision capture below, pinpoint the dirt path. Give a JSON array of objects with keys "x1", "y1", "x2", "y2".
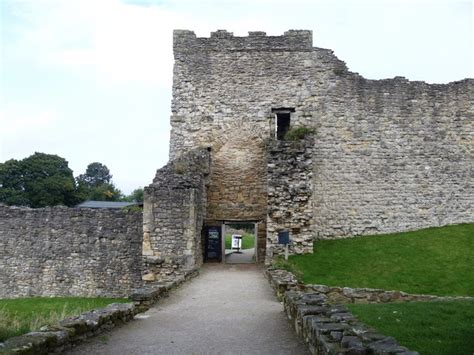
[
  {"x1": 67, "y1": 264, "x2": 308, "y2": 354},
  {"x1": 225, "y1": 248, "x2": 255, "y2": 263}
]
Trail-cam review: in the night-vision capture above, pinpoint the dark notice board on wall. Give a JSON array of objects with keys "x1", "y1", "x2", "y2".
[{"x1": 204, "y1": 226, "x2": 222, "y2": 262}]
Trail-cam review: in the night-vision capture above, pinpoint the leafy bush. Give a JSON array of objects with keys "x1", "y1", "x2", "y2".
[
  {"x1": 122, "y1": 205, "x2": 143, "y2": 212},
  {"x1": 284, "y1": 127, "x2": 314, "y2": 141}
]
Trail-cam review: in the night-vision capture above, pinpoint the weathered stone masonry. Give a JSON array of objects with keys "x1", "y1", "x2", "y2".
[
  {"x1": 312, "y1": 77, "x2": 473, "y2": 238},
  {"x1": 0, "y1": 205, "x2": 143, "y2": 298},
  {"x1": 267, "y1": 137, "x2": 314, "y2": 259},
  {"x1": 143, "y1": 149, "x2": 209, "y2": 281},
  {"x1": 165, "y1": 29, "x2": 473, "y2": 266},
  {"x1": 0, "y1": 28, "x2": 472, "y2": 295}
]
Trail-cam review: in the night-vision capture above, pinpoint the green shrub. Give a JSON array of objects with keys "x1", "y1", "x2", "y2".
[
  {"x1": 284, "y1": 127, "x2": 314, "y2": 141},
  {"x1": 122, "y1": 205, "x2": 142, "y2": 212}
]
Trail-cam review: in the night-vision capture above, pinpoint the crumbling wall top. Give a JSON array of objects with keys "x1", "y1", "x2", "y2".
[{"x1": 173, "y1": 29, "x2": 313, "y2": 55}]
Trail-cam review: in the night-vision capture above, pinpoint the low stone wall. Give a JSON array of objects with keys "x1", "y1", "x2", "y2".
[
  {"x1": 266, "y1": 137, "x2": 314, "y2": 263},
  {"x1": 0, "y1": 269, "x2": 199, "y2": 354},
  {"x1": 0, "y1": 303, "x2": 138, "y2": 354},
  {"x1": 264, "y1": 268, "x2": 300, "y2": 300},
  {"x1": 265, "y1": 268, "x2": 472, "y2": 304},
  {"x1": 130, "y1": 268, "x2": 199, "y2": 313},
  {"x1": 266, "y1": 269, "x2": 419, "y2": 354},
  {"x1": 303, "y1": 284, "x2": 473, "y2": 304},
  {"x1": 283, "y1": 291, "x2": 417, "y2": 355},
  {"x1": 0, "y1": 205, "x2": 143, "y2": 298}
]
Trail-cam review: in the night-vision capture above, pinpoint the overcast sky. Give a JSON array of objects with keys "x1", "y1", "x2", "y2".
[{"x1": 1, "y1": 0, "x2": 472, "y2": 194}]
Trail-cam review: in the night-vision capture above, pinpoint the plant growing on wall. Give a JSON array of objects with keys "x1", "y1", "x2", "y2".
[{"x1": 283, "y1": 127, "x2": 315, "y2": 141}]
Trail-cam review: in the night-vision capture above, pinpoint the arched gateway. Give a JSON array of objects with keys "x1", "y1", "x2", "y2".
[{"x1": 142, "y1": 29, "x2": 473, "y2": 282}]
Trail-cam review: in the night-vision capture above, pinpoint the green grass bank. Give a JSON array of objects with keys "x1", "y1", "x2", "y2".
[
  {"x1": 348, "y1": 300, "x2": 474, "y2": 355},
  {"x1": 0, "y1": 297, "x2": 128, "y2": 341},
  {"x1": 277, "y1": 223, "x2": 473, "y2": 296}
]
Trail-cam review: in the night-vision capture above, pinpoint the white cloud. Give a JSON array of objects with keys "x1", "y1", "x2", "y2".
[
  {"x1": 0, "y1": 106, "x2": 58, "y2": 163},
  {"x1": 6, "y1": 0, "x2": 190, "y2": 87},
  {"x1": 6, "y1": 0, "x2": 471, "y2": 87},
  {"x1": 0, "y1": 106, "x2": 57, "y2": 134},
  {"x1": 1, "y1": 0, "x2": 472, "y2": 193}
]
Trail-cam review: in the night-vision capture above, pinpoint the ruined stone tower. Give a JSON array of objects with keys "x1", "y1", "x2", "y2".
[{"x1": 143, "y1": 29, "x2": 473, "y2": 281}]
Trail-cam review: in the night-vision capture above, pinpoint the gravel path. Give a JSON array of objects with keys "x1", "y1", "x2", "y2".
[
  {"x1": 225, "y1": 248, "x2": 255, "y2": 263},
  {"x1": 67, "y1": 264, "x2": 308, "y2": 354}
]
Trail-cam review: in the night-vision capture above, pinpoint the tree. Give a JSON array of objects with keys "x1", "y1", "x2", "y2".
[
  {"x1": 0, "y1": 153, "x2": 80, "y2": 207},
  {"x1": 123, "y1": 188, "x2": 144, "y2": 203},
  {"x1": 76, "y1": 162, "x2": 122, "y2": 201},
  {"x1": 87, "y1": 183, "x2": 122, "y2": 201},
  {"x1": 76, "y1": 162, "x2": 112, "y2": 188}
]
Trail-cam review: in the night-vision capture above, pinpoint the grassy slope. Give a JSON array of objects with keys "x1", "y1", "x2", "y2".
[
  {"x1": 347, "y1": 301, "x2": 474, "y2": 355},
  {"x1": 0, "y1": 297, "x2": 128, "y2": 341},
  {"x1": 225, "y1": 233, "x2": 255, "y2": 250},
  {"x1": 283, "y1": 224, "x2": 473, "y2": 296}
]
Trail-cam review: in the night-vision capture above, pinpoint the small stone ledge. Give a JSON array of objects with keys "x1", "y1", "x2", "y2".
[
  {"x1": 264, "y1": 268, "x2": 299, "y2": 300},
  {"x1": 131, "y1": 268, "x2": 199, "y2": 313},
  {"x1": 303, "y1": 284, "x2": 474, "y2": 304},
  {"x1": 0, "y1": 303, "x2": 137, "y2": 354},
  {"x1": 0, "y1": 269, "x2": 199, "y2": 354},
  {"x1": 266, "y1": 268, "x2": 420, "y2": 354},
  {"x1": 265, "y1": 267, "x2": 473, "y2": 304}
]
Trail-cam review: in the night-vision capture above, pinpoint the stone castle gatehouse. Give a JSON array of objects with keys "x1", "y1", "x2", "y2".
[
  {"x1": 0, "y1": 29, "x2": 472, "y2": 297},
  {"x1": 142, "y1": 29, "x2": 472, "y2": 281}
]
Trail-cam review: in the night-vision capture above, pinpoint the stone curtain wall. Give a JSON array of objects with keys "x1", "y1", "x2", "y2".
[
  {"x1": 0, "y1": 205, "x2": 143, "y2": 298},
  {"x1": 267, "y1": 138, "x2": 314, "y2": 262},
  {"x1": 312, "y1": 78, "x2": 473, "y2": 238},
  {"x1": 143, "y1": 149, "x2": 209, "y2": 281},
  {"x1": 170, "y1": 29, "x2": 473, "y2": 244}
]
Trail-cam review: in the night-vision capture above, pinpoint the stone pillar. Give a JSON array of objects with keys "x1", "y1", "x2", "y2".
[
  {"x1": 142, "y1": 149, "x2": 209, "y2": 282},
  {"x1": 266, "y1": 136, "x2": 315, "y2": 263}
]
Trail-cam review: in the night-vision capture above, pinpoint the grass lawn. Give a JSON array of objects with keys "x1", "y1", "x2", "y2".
[
  {"x1": 225, "y1": 233, "x2": 255, "y2": 250},
  {"x1": 347, "y1": 300, "x2": 474, "y2": 355},
  {"x1": 277, "y1": 223, "x2": 473, "y2": 296},
  {"x1": 0, "y1": 297, "x2": 128, "y2": 341}
]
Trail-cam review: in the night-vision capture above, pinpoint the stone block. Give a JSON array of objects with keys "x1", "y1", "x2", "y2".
[
  {"x1": 142, "y1": 273, "x2": 156, "y2": 282},
  {"x1": 311, "y1": 284, "x2": 330, "y2": 293},
  {"x1": 367, "y1": 337, "x2": 409, "y2": 354}
]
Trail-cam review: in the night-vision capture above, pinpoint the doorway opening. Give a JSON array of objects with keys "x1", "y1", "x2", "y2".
[
  {"x1": 272, "y1": 107, "x2": 295, "y2": 140},
  {"x1": 203, "y1": 225, "x2": 222, "y2": 263},
  {"x1": 203, "y1": 221, "x2": 259, "y2": 264},
  {"x1": 223, "y1": 222, "x2": 257, "y2": 264}
]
